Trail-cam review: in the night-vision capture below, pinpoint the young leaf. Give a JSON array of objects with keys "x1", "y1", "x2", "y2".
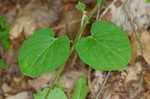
[
  {"x1": 34, "y1": 88, "x2": 68, "y2": 99},
  {"x1": 76, "y1": 2, "x2": 86, "y2": 11},
  {"x1": 72, "y1": 77, "x2": 89, "y2": 99},
  {"x1": 75, "y1": 21, "x2": 131, "y2": 70},
  {"x1": 19, "y1": 28, "x2": 70, "y2": 77},
  {"x1": 0, "y1": 59, "x2": 8, "y2": 70}
]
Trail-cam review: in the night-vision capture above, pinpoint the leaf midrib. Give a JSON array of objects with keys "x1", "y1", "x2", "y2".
[{"x1": 25, "y1": 38, "x2": 56, "y2": 72}]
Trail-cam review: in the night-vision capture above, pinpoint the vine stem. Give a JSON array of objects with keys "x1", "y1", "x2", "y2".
[
  {"x1": 96, "y1": 0, "x2": 102, "y2": 20},
  {"x1": 44, "y1": 3, "x2": 99, "y2": 99}
]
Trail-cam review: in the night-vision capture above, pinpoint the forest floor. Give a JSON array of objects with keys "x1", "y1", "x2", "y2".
[{"x1": 0, "y1": 0, "x2": 150, "y2": 99}]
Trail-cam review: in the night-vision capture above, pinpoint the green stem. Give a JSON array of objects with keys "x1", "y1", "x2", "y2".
[
  {"x1": 70, "y1": 22, "x2": 86, "y2": 54},
  {"x1": 71, "y1": 3, "x2": 99, "y2": 53},
  {"x1": 89, "y1": 4, "x2": 99, "y2": 19},
  {"x1": 44, "y1": 3, "x2": 99, "y2": 99}
]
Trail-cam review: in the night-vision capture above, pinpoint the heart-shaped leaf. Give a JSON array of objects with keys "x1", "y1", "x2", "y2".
[
  {"x1": 34, "y1": 88, "x2": 68, "y2": 99},
  {"x1": 75, "y1": 21, "x2": 131, "y2": 70},
  {"x1": 19, "y1": 28, "x2": 70, "y2": 77}
]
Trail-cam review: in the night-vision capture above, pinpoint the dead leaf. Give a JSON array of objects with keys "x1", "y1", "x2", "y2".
[
  {"x1": 101, "y1": 0, "x2": 150, "y2": 34},
  {"x1": 141, "y1": 31, "x2": 150, "y2": 65},
  {"x1": 10, "y1": 0, "x2": 61, "y2": 40}
]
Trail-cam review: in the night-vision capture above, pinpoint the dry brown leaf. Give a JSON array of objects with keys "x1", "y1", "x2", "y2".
[
  {"x1": 125, "y1": 62, "x2": 142, "y2": 83},
  {"x1": 130, "y1": 31, "x2": 150, "y2": 65},
  {"x1": 10, "y1": 0, "x2": 61, "y2": 40},
  {"x1": 141, "y1": 31, "x2": 150, "y2": 65},
  {"x1": 28, "y1": 72, "x2": 56, "y2": 92},
  {"x1": 5, "y1": 92, "x2": 32, "y2": 99},
  {"x1": 101, "y1": 0, "x2": 150, "y2": 34},
  {"x1": 143, "y1": 70, "x2": 150, "y2": 91},
  {"x1": 130, "y1": 33, "x2": 139, "y2": 66}
]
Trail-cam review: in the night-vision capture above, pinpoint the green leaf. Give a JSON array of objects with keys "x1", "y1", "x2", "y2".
[
  {"x1": 0, "y1": 17, "x2": 7, "y2": 29},
  {"x1": 2, "y1": 39, "x2": 10, "y2": 50},
  {"x1": 0, "y1": 30, "x2": 10, "y2": 39},
  {"x1": 19, "y1": 28, "x2": 70, "y2": 77},
  {"x1": 56, "y1": 81, "x2": 64, "y2": 90},
  {"x1": 0, "y1": 59, "x2": 8, "y2": 70},
  {"x1": 0, "y1": 17, "x2": 11, "y2": 50},
  {"x1": 76, "y1": 2, "x2": 86, "y2": 11},
  {"x1": 147, "y1": 0, "x2": 150, "y2": 3},
  {"x1": 35, "y1": 28, "x2": 54, "y2": 37},
  {"x1": 75, "y1": 21, "x2": 131, "y2": 70},
  {"x1": 34, "y1": 88, "x2": 68, "y2": 99},
  {"x1": 72, "y1": 77, "x2": 89, "y2": 99}
]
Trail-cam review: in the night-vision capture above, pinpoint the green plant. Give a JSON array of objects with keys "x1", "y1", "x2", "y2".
[
  {"x1": 18, "y1": 1, "x2": 131, "y2": 99},
  {"x1": 0, "y1": 17, "x2": 11, "y2": 50},
  {"x1": 76, "y1": 2, "x2": 86, "y2": 11},
  {"x1": 19, "y1": 28, "x2": 70, "y2": 77},
  {"x1": 0, "y1": 59, "x2": 8, "y2": 70}
]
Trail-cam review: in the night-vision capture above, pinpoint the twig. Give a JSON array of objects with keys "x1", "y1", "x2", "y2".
[
  {"x1": 95, "y1": 71, "x2": 111, "y2": 99},
  {"x1": 70, "y1": 53, "x2": 78, "y2": 67}
]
